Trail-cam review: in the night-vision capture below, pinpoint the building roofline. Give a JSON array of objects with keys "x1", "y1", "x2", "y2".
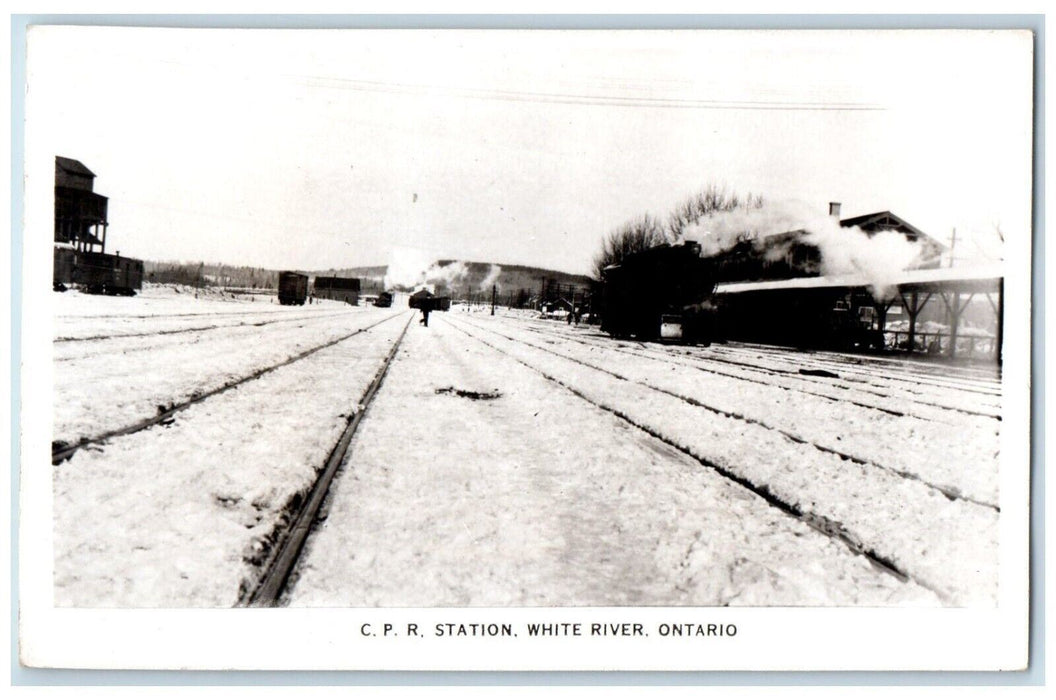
[{"x1": 55, "y1": 156, "x2": 96, "y2": 178}]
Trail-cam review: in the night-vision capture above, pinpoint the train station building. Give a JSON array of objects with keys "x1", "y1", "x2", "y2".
[{"x1": 711, "y1": 204, "x2": 1003, "y2": 362}]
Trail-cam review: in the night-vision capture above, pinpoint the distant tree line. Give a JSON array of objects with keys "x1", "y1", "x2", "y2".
[
  {"x1": 144, "y1": 261, "x2": 279, "y2": 289},
  {"x1": 591, "y1": 184, "x2": 764, "y2": 279}
]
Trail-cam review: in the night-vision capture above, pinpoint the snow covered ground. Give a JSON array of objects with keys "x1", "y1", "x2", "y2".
[
  {"x1": 286, "y1": 318, "x2": 938, "y2": 607},
  {"x1": 50, "y1": 286, "x2": 1002, "y2": 607},
  {"x1": 52, "y1": 286, "x2": 410, "y2": 605}
]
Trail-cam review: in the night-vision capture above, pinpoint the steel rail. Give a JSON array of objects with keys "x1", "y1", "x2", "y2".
[
  {"x1": 443, "y1": 316, "x2": 970, "y2": 602},
  {"x1": 55, "y1": 310, "x2": 353, "y2": 343},
  {"x1": 239, "y1": 315, "x2": 413, "y2": 606},
  {"x1": 52, "y1": 312, "x2": 408, "y2": 465},
  {"x1": 457, "y1": 315, "x2": 999, "y2": 512}
]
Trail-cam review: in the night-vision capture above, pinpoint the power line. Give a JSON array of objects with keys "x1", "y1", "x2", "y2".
[
  {"x1": 143, "y1": 55, "x2": 884, "y2": 112},
  {"x1": 300, "y1": 75, "x2": 885, "y2": 112}
]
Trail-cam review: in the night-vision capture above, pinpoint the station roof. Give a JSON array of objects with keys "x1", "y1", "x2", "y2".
[
  {"x1": 767, "y1": 211, "x2": 945, "y2": 250},
  {"x1": 839, "y1": 210, "x2": 934, "y2": 242},
  {"x1": 715, "y1": 264, "x2": 1003, "y2": 296}
]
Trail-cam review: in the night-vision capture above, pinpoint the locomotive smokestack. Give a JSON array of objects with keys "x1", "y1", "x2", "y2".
[{"x1": 828, "y1": 202, "x2": 841, "y2": 218}]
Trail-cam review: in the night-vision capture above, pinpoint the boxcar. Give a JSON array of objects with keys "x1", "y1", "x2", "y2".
[
  {"x1": 313, "y1": 275, "x2": 360, "y2": 305},
  {"x1": 54, "y1": 247, "x2": 144, "y2": 295},
  {"x1": 278, "y1": 271, "x2": 309, "y2": 305},
  {"x1": 600, "y1": 241, "x2": 717, "y2": 344}
]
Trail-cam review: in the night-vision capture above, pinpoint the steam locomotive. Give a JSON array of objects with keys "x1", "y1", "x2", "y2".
[{"x1": 600, "y1": 241, "x2": 718, "y2": 345}]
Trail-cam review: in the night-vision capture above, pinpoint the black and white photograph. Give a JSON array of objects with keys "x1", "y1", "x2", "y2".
[{"x1": 17, "y1": 22, "x2": 1034, "y2": 672}]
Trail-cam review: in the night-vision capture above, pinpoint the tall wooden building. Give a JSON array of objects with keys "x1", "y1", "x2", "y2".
[
  {"x1": 53, "y1": 157, "x2": 143, "y2": 295},
  {"x1": 55, "y1": 156, "x2": 108, "y2": 253}
]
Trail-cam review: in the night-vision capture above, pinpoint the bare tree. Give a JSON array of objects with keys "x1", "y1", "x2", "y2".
[
  {"x1": 591, "y1": 213, "x2": 671, "y2": 279},
  {"x1": 667, "y1": 184, "x2": 763, "y2": 239}
]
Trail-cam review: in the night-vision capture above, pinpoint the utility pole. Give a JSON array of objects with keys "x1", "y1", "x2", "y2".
[
  {"x1": 948, "y1": 227, "x2": 957, "y2": 268},
  {"x1": 491, "y1": 284, "x2": 496, "y2": 316}
]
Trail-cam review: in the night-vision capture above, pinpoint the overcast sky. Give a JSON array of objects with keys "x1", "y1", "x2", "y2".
[{"x1": 26, "y1": 27, "x2": 1033, "y2": 275}]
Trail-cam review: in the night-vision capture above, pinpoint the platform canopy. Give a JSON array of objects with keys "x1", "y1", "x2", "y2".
[{"x1": 715, "y1": 264, "x2": 1003, "y2": 296}]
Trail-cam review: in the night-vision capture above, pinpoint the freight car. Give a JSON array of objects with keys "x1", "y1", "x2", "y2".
[
  {"x1": 313, "y1": 275, "x2": 360, "y2": 305},
  {"x1": 53, "y1": 247, "x2": 143, "y2": 295},
  {"x1": 373, "y1": 291, "x2": 394, "y2": 308},
  {"x1": 600, "y1": 241, "x2": 717, "y2": 344},
  {"x1": 716, "y1": 284, "x2": 886, "y2": 351},
  {"x1": 278, "y1": 271, "x2": 309, "y2": 305}
]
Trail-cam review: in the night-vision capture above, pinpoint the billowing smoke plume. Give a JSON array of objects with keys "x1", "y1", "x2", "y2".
[
  {"x1": 385, "y1": 247, "x2": 436, "y2": 290},
  {"x1": 424, "y1": 261, "x2": 470, "y2": 293},
  {"x1": 385, "y1": 248, "x2": 496, "y2": 294},
  {"x1": 479, "y1": 264, "x2": 502, "y2": 292},
  {"x1": 801, "y1": 220, "x2": 929, "y2": 299},
  {"x1": 679, "y1": 200, "x2": 816, "y2": 257},
  {"x1": 680, "y1": 200, "x2": 933, "y2": 299}
]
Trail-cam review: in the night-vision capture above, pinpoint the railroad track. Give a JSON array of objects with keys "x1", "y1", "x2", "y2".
[
  {"x1": 518, "y1": 321, "x2": 1002, "y2": 421},
  {"x1": 443, "y1": 315, "x2": 1001, "y2": 604},
  {"x1": 738, "y1": 340, "x2": 1004, "y2": 382},
  {"x1": 238, "y1": 314, "x2": 413, "y2": 606},
  {"x1": 705, "y1": 342, "x2": 1002, "y2": 396},
  {"x1": 54, "y1": 312, "x2": 360, "y2": 364},
  {"x1": 455, "y1": 316, "x2": 998, "y2": 511},
  {"x1": 519, "y1": 318, "x2": 1003, "y2": 395},
  {"x1": 56, "y1": 308, "x2": 289, "y2": 321},
  {"x1": 55, "y1": 309, "x2": 354, "y2": 344},
  {"x1": 51, "y1": 312, "x2": 409, "y2": 465},
  {"x1": 441, "y1": 316, "x2": 929, "y2": 592}
]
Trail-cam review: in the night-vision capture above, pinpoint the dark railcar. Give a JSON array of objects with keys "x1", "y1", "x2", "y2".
[
  {"x1": 600, "y1": 241, "x2": 717, "y2": 344},
  {"x1": 408, "y1": 290, "x2": 451, "y2": 312},
  {"x1": 278, "y1": 271, "x2": 309, "y2": 305},
  {"x1": 54, "y1": 247, "x2": 144, "y2": 295},
  {"x1": 373, "y1": 291, "x2": 394, "y2": 308},
  {"x1": 313, "y1": 275, "x2": 361, "y2": 305},
  {"x1": 719, "y1": 287, "x2": 885, "y2": 351}
]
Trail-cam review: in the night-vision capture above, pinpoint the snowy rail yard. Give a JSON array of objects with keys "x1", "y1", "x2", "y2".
[{"x1": 51, "y1": 285, "x2": 1002, "y2": 609}]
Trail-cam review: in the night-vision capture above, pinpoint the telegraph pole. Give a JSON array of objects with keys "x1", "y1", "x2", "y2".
[{"x1": 491, "y1": 284, "x2": 496, "y2": 315}]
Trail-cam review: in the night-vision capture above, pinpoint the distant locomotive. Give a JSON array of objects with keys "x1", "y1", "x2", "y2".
[
  {"x1": 53, "y1": 247, "x2": 143, "y2": 296},
  {"x1": 277, "y1": 271, "x2": 309, "y2": 305},
  {"x1": 313, "y1": 275, "x2": 360, "y2": 305},
  {"x1": 600, "y1": 241, "x2": 717, "y2": 344},
  {"x1": 373, "y1": 291, "x2": 394, "y2": 308},
  {"x1": 408, "y1": 289, "x2": 451, "y2": 312}
]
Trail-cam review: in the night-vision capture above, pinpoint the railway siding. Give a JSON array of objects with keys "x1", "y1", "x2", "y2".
[
  {"x1": 52, "y1": 313, "x2": 412, "y2": 606},
  {"x1": 520, "y1": 319, "x2": 1002, "y2": 418},
  {"x1": 466, "y1": 317, "x2": 1000, "y2": 506},
  {"x1": 445, "y1": 315, "x2": 999, "y2": 606},
  {"x1": 53, "y1": 308, "x2": 403, "y2": 449},
  {"x1": 285, "y1": 319, "x2": 937, "y2": 607}
]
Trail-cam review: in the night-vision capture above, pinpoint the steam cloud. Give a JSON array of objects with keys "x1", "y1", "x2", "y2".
[
  {"x1": 385, "y1": 247, "x2": 502, "y2": 294},
  {"x1": 679, "y1": 200, "x2": 935, "y2": 298},
  {"x1": 479, "y1": 264, "x2": 502, "y2": 292}
]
